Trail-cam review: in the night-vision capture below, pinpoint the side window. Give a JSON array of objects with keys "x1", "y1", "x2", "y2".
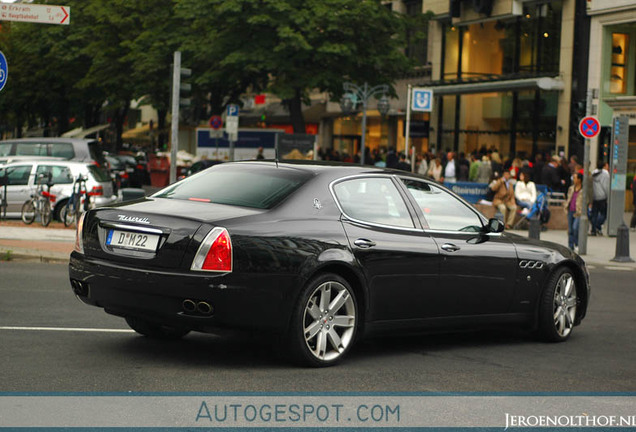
[
  {"x1": 36, "y1": 165, "x2": 73, "y2": 184},
  {"x1": 402, "y1": 179, "x2": 483, "y2": 232},
  {"x1": 333, "y1": 177, "x2": 414, "y2": 228},
  {"x1": 49, "y1": 143, "x2": 75, "y2": 159},
  {"x1": 15, "y1": 143, "x2": 47, "y2": 156},
  {"x1": 0, "y1": 143, "x2": 12, "y2": 157},
  {"x1": 2, "y1": 165, "x2": 33, "y2": 186}
]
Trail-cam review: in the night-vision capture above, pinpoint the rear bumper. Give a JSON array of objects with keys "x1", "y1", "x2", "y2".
[{"x1": 69, "y1": 252, "x2": 295, "y2": 333}]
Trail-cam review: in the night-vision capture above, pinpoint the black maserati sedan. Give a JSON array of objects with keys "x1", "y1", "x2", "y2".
[{"x1": 69, "y1": 161, "x2": 590, "y2": 367}]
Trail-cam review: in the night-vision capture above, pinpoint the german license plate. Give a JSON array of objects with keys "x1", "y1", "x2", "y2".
[{"x1": 106, "y1": 229, "x2": 159, "y2": 252}]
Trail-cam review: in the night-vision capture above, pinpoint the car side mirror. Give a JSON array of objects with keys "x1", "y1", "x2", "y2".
[{"x1": 487, "y1": 218, "x2": 505, "y2": 233}]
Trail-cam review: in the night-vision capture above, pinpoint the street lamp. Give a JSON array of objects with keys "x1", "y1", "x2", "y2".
[{"x1": 340, "y1": 82, "x2": 390, "y2": 165}]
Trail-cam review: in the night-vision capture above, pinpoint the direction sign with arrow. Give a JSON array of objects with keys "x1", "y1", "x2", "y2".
[{"x1": 0, "y1": 3, "x2": 70, "y2": 25}]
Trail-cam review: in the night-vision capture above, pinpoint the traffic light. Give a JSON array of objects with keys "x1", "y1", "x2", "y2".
[{"x1": 179, "y1": 67, "x2": 191, "y2": 107}]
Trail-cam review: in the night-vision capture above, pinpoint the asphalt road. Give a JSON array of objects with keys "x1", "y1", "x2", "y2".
[{"x1": 1, "y1": 260, "x2": 634, "y2": 393}]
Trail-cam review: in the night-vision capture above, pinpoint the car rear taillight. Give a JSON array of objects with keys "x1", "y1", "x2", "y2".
[
  {"x1": 136, "y1": 164, "x2": 145, "y2": 170},
  {"x1": 191, "y1": 227, "x2": 232, "y2": 273},
  {"x1": 74, "y1": 212, "x2": 86, "y2": 254},
  {"x1": 88, "y1": 186, "x2": 103, "y2": 196}
]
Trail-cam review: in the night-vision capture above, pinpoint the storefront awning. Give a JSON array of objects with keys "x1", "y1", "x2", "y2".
[{"x1": 428, "y1": 76, "x2": 564, "y2": 96}]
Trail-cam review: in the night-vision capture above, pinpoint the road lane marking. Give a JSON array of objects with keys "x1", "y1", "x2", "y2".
[
  {"x1": 604, "y1": 266, "x2": 634, "y2": 271},
  {"x1": 0, "y1": 326, "x2": 134, "y2": 333}
]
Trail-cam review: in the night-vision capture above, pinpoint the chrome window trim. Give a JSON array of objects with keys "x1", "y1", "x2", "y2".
[{"x1": 329, "y1": 174, "x2": 421, "y2": 232}]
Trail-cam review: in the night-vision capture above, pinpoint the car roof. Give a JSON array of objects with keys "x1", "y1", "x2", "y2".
[
  {"x1": 0, "y1": 137, "x2": 97, "y2": 143},
  {"x1": 232, "y1": 159, "x2": 419, "y2": 178},
  {"x1": 0, "y1": 160, "x2": 96, "y2": 168}
]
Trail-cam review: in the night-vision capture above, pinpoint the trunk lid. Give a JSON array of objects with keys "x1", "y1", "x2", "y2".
[{"x1": 82, "y1": 198, "x2": 263, "y2": 270}]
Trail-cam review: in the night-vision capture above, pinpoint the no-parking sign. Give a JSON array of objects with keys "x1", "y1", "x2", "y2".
[{"x1": 579, "y1": 116, "x2": 600, "y2": 139}]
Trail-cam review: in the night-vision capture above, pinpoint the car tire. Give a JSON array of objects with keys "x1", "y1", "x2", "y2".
[
  {"x1": 54, "y1": 199, "x2": 68, "y2": 223},
  {"x1": 288, "y1": 273, "x2": 358, "y2": 367},
  {"x1": 538, "y1": 267, "x2": 578, "y2": 342},
  {"x1": 125, "y1": 317, "x2": 190, "y2": 340},
  {"x1": 21, "y1": 201, "x2": 35, "y2": 224}
]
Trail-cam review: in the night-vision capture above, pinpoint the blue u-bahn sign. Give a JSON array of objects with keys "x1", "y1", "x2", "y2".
[{"x1": 0, "y1": 51, "x2": 8, "y2": 92}]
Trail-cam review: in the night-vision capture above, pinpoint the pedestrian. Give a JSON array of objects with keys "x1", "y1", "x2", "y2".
[
  {"x1": 476, "y1": 155, "x2": 492, "y2": 183},
  {"x1": 256, "y1": 146, "x2": 265, "y2": 160},
  {"x1": 417, "y1": 153, "x2": 429, "y2": 176},
  {"x1": 630, "y1": 174, "x2": 636, "y2": 231},
  {"x1": 396, "y1": 153, "x2": 411, "y2": 172},
  {"x1": 514, "y1": 170, "x2": 537, "y2": 214},
  {"x1": 428, "y1": 157, "x2": 443, "y2": 182},
  {"x1": 541, "y1": 155, "x2": 564, "y2": 192},
  {"x1": 385, "y1": 147, "x2": 398, "y2": 169},
  {"x1": 457, "y1": 152, "x2": 470, "y2": 181},
  {"x1": 469, "y1": 153, "x2": 480, "y2": 182},
  {"x1": 491, "y1": 170, "x2": 517, "y2": 229},
  {"x1": 442, "y1": 151, "x2": 457, "y2": 183},
  {"x1": 564, "y1": 172, "x2": 584, "y2": 251},
  {"x1": 590, "y1": 161, "x2": 610, "y2": 236}
]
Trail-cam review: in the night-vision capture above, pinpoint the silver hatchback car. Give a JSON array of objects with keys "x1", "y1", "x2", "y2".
[{"x1": 0, "y1": 160, "x2": 117, "y2": 220}]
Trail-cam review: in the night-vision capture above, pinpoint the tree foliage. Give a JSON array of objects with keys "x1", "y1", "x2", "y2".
[{"x1": 0, "y1": 0, "x2": 417, "y2": 143}]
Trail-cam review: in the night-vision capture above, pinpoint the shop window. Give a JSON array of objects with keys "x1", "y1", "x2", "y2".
[{"x1": 610, "y1": 33, "x2": 629, "y2": 94}]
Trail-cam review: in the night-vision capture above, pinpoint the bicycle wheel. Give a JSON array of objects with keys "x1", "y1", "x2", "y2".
[
  {"x1": 40, "y1": 199, "x2": 52, "y2": 227},
  {"x1": 21, "y1": 200, "x2": 36, "y2": 224},
  {"x1": 61, "y1": 203, "x2": 75, "y2": 227}
]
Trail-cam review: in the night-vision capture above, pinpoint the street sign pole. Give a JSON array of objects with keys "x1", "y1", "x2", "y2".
[
  {"x1": 578, "y1": 90, "x2": 594, "y2": 255},
  {"x1": 169, "y1": 51, "x2": 181, "y2": 184},
  {"x1": 225, "y1": 105, "x2": 239, "y2": 161},
  {"x1": 404, "y1": 84, "x2": 412, "y2": 171}
]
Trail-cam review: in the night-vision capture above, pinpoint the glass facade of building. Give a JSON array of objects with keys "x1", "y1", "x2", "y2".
[{"x1": 436, "y1": 1, "x2": 563, "y2": 158}]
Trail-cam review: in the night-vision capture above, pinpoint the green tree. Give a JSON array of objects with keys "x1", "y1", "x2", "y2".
[{"x1": 178, "y1": 0, "x2": 411, "y2": 133}]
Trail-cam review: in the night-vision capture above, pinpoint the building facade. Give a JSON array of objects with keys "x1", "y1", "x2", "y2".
[{"x1": 587, "y1": 0, "x2": 636, "y2": 174}]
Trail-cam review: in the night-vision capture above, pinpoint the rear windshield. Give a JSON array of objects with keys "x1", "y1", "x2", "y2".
[
  {"x1": 153, "y1": 164, "x2": 312, "y2": 209},
  {"x1": 87, "y1": 165, "x2": 112, "y2": 182},
  {"x1": 88, "y1": 141, "x2": 107, "y2": 165}
]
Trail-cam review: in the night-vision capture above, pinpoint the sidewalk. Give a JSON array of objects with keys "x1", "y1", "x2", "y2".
[{"x1": 0, "y1": 218, "x2": 634, "y2": 268}]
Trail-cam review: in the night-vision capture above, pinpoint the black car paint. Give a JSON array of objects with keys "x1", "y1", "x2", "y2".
[{"x1": 69, "y1": 161, "x2": 589, "y2": 338}]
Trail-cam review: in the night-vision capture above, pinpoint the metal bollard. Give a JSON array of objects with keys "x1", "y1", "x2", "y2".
[
  {"x1": 611, "y1": 223, "x2": 634, "y2": 263},
  {"x1": 528, "y1": 215, "x2": 541, "y2": 240}
]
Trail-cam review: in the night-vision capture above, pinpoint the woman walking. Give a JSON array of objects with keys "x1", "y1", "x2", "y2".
[{"x1": 564, "y1": 172, "x2": 584, "y2": 251}]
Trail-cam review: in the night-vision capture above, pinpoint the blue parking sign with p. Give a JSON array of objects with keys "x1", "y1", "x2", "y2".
[
  {"x1": 226, "y1": 104, "x2": 239, "y2": 117},
  {"x1": 412, "y1": 88, "x2": 433, "y2": 112}
]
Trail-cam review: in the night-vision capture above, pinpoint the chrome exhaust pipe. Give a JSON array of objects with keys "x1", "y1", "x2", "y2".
[
  {"x1": 182, "y1": 299, "x2": 196, "y2": 312},
  {"x1": 196, "y1": 301, "x2": 213, "y2": 315}
]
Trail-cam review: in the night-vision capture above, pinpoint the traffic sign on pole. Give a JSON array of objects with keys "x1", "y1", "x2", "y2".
[
  {"x1": 578, "y1": 116, "x2": 600, "y2": 139},
  {"x1": 412, "y1": 88, "x2": 433, "y2": 112},
  {"x1": 0, "y1": 51, "x2": 7, "y2": 92},
  {"x1": 209, "y1": 115, "x2": 223, "y2": 130},
  {"x1": 0, "y1": 3, "x2": 70, "y2": 25},
  {"x1": 226, "y1": 104, "x2": 239, "y2": 117}
]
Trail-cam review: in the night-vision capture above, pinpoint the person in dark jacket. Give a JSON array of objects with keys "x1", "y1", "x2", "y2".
[
  {"x1": 541, "y1": 156, "x2": 564, "y2": 192},
  {"x1": 631, "y1": 175, "x2": 636, "y2": 231}
]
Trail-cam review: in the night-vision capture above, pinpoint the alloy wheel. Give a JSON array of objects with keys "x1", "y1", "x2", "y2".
[
  {"x1": 552, "y1": 273, "x2": 577, "y2": 338},
  {"x1": 303, "y1": 281, "x2": 356, "y2": 362}
]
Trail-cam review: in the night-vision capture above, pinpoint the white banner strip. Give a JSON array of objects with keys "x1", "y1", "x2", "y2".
[{"x1": 0, "y1": 395, "x2": 634, "y2": 428}]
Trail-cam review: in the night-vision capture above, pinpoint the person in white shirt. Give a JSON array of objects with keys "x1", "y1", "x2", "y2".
[
  {"x1": 514, "y1": 170, "x2": 536, "y2": 215},
  {"x1": 442, "y1": 152, "x2": 457, "y2": 183}
]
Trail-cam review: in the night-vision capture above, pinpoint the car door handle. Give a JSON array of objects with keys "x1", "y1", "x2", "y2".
[
  {"x1": 354, "y1": 238, "x2": 376, "y2": 248},
  {"x1": 441, "y1": 243, "x2": 460, "y2": 252}
]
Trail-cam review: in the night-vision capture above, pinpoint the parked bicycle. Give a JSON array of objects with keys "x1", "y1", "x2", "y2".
[
  {"x1": 60, "y1": 173, "x2": 90, "y2": 227},
  {"x1": 21, "y1": 172, "x2": 56, "y2": 227}
]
